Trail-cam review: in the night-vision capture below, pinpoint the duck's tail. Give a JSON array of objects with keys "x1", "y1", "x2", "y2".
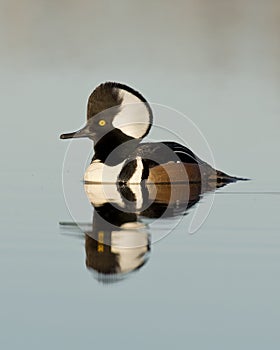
[{"x1": 216, "y1": 170, "x2": 250, "y2": 183}]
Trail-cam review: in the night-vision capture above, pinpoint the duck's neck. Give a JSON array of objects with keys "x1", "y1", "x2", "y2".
[{"x1": 92, "y1": 129, "x2": 140, "y2": 166}]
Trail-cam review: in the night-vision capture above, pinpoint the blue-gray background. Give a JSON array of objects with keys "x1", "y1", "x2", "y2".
[{"x1": 1, "y1": 1, "x2": 279, "y2": 349}]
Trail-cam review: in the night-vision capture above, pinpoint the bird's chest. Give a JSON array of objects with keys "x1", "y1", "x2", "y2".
[
  {"x1": 84, "y1": 157, "x2": 143, "y2": 184},
  {"x1": 84, "y1": 161, "x2": 125, "y2": 183}
]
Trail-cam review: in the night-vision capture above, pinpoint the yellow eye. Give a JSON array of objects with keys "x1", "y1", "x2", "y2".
[{"x1": 99, "y1": 120, "x2": 106, "y2": 126}]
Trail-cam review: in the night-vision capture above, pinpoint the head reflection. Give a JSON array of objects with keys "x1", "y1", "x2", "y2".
[{"x1": 84, "y1": 202, "x2": 150, "y2": 283}]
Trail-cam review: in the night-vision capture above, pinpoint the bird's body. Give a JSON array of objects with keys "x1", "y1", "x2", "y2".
[
  {"x1": 84, "y1": 141, "x2": 236, "y2": 184},
  {"x1": 60, "y1": 82, "x2": 245, "y2": 185}
]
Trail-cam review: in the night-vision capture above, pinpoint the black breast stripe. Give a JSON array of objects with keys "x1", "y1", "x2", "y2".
[{"x1": 118, "y1": 159, "x2": 138, "y2": 183}]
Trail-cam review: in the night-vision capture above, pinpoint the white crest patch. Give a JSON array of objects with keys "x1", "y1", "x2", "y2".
[{"x1": 112, "y1": 89, "x2": 151, "y2": 138}]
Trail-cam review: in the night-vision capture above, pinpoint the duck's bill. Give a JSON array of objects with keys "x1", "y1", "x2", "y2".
[{"x1": 60, "y1": 125, "x2": 93, "y2": 139}]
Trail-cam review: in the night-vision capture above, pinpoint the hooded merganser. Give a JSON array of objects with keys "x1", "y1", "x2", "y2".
[{"x1": 60, "y1": 82, "x2": 244, "y2": 184}]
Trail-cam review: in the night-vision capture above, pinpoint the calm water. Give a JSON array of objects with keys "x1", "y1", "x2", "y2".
[
  {"x1": 1, "y1": 148, "x2": 279, "y2": 349},
  {"x1": 1, "y1": 1, "x2": 280, "y2": 348}
]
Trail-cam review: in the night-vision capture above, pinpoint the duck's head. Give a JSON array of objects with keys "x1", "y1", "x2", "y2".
[{"x1": 60, "y1": 82, "x2": 153, "y2": 144}]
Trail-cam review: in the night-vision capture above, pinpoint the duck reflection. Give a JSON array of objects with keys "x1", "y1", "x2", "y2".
[{"x1": 81, "y1": 179, "x2": 228, "y2": 283}]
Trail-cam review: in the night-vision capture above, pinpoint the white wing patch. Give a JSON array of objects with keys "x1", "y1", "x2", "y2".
[{"x1": 112, "y1": 89, "x2": 151, "y2": 138}]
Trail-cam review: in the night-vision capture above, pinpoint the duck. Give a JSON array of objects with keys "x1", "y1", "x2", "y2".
[{"x1": 60, "y1": 82, "x2": 245, "y2": 185}]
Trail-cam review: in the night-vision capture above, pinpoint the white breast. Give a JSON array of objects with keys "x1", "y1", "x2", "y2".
[
  {"x1": 84, "y1": 160, "x2": 125, "y2": 183},
  {"x1": 84, "y1": 157, "x2": 144, "y2": 184}
]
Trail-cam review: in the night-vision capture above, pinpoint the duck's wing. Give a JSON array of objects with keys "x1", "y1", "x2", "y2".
[
  {"x1": 133, "y1": 142, "x2": 245, "y2": 184},
  {"x1": 118, "y1": 142, "x2": 206, "y2": 183},
  {"x1": 134, "y1": 141, "x2": 204, "y2": 165},
  {"x1": 119, "y1": 142, "x2": 244, "y2": 184}
]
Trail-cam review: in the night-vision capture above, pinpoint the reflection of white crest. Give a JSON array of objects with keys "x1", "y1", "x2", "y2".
[
  {"x1": 84, "y1": 227, "x2": 150, "y2": 283},
  {"x1": 111, "y1": 230, "x2": 149, "y2": 273}
]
